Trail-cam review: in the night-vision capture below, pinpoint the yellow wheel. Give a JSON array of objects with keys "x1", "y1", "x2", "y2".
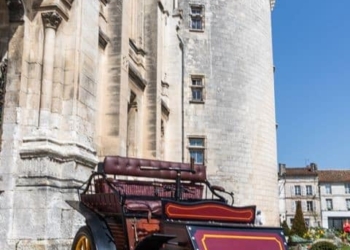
[{"x1": 72, "y1": 226, "x2": 96, "y2": 250}]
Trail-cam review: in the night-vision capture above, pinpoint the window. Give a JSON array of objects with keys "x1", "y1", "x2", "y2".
[
  {"x1": 345, "y1": 184, "x2": 350, "y2": 194},
  {"x1": 190, "y1": 76, "x2": 204, "y2": 102},
  {"x1": 306, "y1": 185, "x2": 313, "y2": 196},
  {"x1": 295, "y1": 185, "x2": 301, "y2": 196},
  {"x1": 307, "y1": 201, "x2": 314, "y2": 212},
  {"x1": 190, "y1": 5, "x2": 204, "y2": 30},
  {"x1": 328, "y1": 217, "x2": 350, "y2": 230},
  {"x1": 346, "y1": 199, "x2": 350, "y2": 210},
  {"x1": 326, "y1": 199, "x2": 333, "y2": 210},
  {"x1": 325, "y1": 184, "x2": 332, "y2": 194},
  {"x1": 188, "y1": 137, "x2": 205, "y2": 164}
]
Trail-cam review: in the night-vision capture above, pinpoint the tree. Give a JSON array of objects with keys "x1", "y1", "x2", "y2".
[
  {"x1": 281, "y1": 220, "x2": 290, "y2": 237},
  {"x1": 290, "y1": 201, "x2": 307, "y2": 237}
]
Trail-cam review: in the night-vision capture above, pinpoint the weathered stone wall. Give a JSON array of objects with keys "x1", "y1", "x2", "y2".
[
  {"x1": 0, "y1": 0, "x2": 279, "y2": 248},
  {"x1": 0, "y1": 0, "x2": 99, "y2": 249}
]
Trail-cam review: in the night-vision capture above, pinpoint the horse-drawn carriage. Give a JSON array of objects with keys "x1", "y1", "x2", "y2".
[{"x1": 67, "y1": 155, "x2": 287, "y2": 250}]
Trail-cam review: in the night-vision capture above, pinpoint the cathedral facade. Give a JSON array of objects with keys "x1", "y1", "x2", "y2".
[{"x1": 0, "y1": 0, "x2": 277, "y2": 248}]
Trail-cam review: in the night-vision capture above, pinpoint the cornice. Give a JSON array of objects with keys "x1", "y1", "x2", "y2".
[
  {"x1": 34, "y1": 0, "x2": 75, "y2": 21},
  {"x1": 19, "y1": 137, "x2": 98, "y2": 168}
]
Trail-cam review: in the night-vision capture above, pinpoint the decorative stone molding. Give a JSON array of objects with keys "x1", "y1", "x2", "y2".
[
  {"x1": 161, "y1": 81, "x2": 169, "y2": 97},
  {"x1": 16, "y1": 175, "x2": 84, "y2": 190},
  {"x1": 129, "y1": 64, "x2": 147, "y2": 91},
  {"x1": 172, "y1": 8, "x2": 183, "y2": 18},
  {"x1": 129, "y1": 40, "x2": 146, "y2": 69},
  {"x1": 19, "y1": 137, "x2": 98, "y2": 168},
  {"x1": 161, "y1": 100, "x2": 170, "y2": 118},
  {"x1": 129, "y1": 39, "x2": 146, "y2": 56},
  {"x1": 41, "y1": 11, "x2": 63, "y2": 30},
  {"x1": 7, "y1": 0, "x2": 25, "y2": 22},
  {"x1": 158, "y1": 0, "x2": 169, "y2": 16},
  {"x1": 99, "y1": 28, "x2": 109, "y2": 49},
  {"x1": 34, "y1": 0, "x2": 74, "y2": 20}
]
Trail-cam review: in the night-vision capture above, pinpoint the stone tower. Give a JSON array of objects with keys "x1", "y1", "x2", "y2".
[
  {"x1": 177, "y1": 0, "x2": 278, "y2": 225},
  {"x1": 0, "y1": 0, "x2": 277, "y2": 248}
]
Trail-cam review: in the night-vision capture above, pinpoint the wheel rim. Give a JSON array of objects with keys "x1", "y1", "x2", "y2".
[{"x1": 75, "y1": 235, "x2": 91, "y2": 250}]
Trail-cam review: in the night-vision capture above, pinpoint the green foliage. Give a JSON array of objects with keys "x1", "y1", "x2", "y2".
[
  {"x1": 281, "y1": 220, "x2": 290, "y2": 236},
  {"x1": 290, "y1": 201, "x2": 307, "y2": 237},
  {"x1": 309, "y1": 241, "x2": 337, "y2": 250}
]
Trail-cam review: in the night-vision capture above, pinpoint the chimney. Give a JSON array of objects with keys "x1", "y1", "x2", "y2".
[
  {"x1": 278, "y1": 163, "x2": 286, "y2": 176},
  {"x1": 310, "y1": 163, "x2": 317, "y2": 172}
]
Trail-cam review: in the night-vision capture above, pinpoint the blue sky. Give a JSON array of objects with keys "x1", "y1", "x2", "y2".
[{"x1": 272, "y1": 0, "x2": 350, "y2": 169}]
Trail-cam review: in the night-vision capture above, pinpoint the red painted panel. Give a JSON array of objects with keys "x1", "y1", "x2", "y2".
[
  {"x1": 189, "y1": 227, "x2": 287, "y2": 250},
  {"x1": 165, "y1": 202, "x2": 255, "y2": 223}
]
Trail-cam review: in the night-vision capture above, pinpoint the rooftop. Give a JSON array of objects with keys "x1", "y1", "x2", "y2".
[
  {"x1": 283, "y1": 167, "x2": 318, "y2": 177},
  {"x1": 318, "y1": 170, "x2": 350, "y2": 183}
]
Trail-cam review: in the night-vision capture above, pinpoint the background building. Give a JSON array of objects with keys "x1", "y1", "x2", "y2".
[
  {"x1": 278, "y1": 163, "x2": 321, "y2": 228},
  {"x1": 318, "y1": 170, "x2": 350, "y2": 229},
  {"x1": 0, "y1": 0, "x2": 278, "y2": 248},
  {"x1": 279, "y1": 164, "x2": 350, "y2": 230}
]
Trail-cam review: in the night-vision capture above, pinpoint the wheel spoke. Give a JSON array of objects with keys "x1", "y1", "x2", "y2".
[{"x1": 75, "y1": 235, "x2": 91, "y2": 250}]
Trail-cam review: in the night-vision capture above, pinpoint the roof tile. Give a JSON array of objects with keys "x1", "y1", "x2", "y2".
[{"x1": 318, "y1": 170, "x2": 350, "y2": 183}]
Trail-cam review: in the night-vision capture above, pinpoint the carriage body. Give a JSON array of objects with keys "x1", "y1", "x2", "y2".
[{"x1": 67, "y1": 156, "x2": 288, "y2": 250}]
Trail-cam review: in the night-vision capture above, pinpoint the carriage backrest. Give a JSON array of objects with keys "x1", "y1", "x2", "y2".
[{"x1": 102, "y1": 155, "x2": 207, "y2": 183}]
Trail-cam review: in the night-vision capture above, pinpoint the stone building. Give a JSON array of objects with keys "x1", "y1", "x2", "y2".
[
  {"x1": 278, "y1": 164, "x2": 350, "y2": 230},
  {"x1": 278, "y1": 163, "x2": 321, "y2": 228},
  {"x1": 318, "y1": 170, "x2": 350, "y2": 229},
  {"x1": 0, "y1": 0, "x2": 278, "y2": 248}
]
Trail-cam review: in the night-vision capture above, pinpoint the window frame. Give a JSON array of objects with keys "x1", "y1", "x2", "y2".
[
  {"x1": 326, "y1": 199, "x2": 333, "y2": 210},
  {"x1": 307, "y1": 201, "x2": 314, "y2": 212},
  {"x1": 345, "y1": 183, "x2": 350, "y2": 194},
  {"x1": 294, "y1": 185, "x2": 301, "y2": 196},
  {"x1": 190, "y1": 75, "x2": 205, "y2": 103},
  {"x1": 306, "y1": 185, "x2": 313, "y2": 196},
  {"x1": 188, "y1": 136, "x2": 206, "y2": 164},
  {"x1": 325, "y1": 184, "x2": 332, "y2": 194},
  {"x1": 189, "y1": 4, "x2": 205, "y2": 31},
  {"x1": 346, "y1": 199, "x2": 350, "y2": 210}
]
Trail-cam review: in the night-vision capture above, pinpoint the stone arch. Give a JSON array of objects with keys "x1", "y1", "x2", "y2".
[
  {"x1": 0, "y1": 0, "x2": 25, "y2": 142},
  {"x1": 0, "y1": 1, "x2": 11, "y2": 136}
]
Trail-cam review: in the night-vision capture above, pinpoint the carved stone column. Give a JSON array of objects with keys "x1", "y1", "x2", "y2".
[{"x1": 39, "y1": 11, "x2": 62, "y2": 129}]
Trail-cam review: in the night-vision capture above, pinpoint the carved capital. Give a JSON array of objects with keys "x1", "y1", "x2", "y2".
[{"x1": 41, "y1": 11, "x2": 63, "y2": 30}]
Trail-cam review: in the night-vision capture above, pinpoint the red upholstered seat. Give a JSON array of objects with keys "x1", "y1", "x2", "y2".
[{"x1": 124, "y1": 199, "x2": 162, "y2": 217}]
